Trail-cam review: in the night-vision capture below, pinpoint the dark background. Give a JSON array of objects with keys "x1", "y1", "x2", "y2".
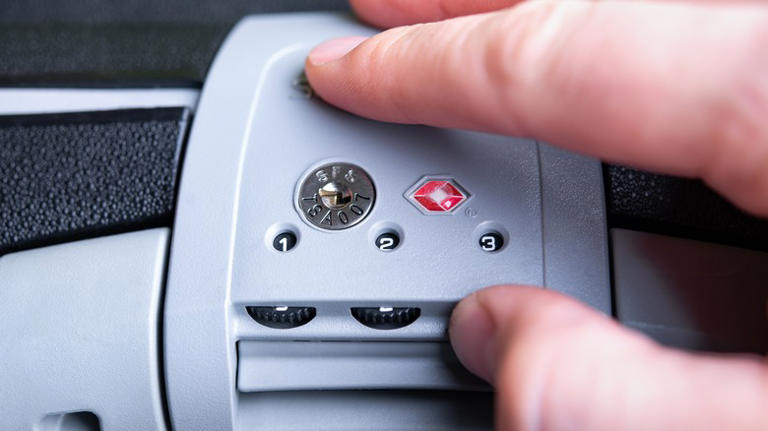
[{"x1": 0, "y1": 0, "x2": 348, "y2": 85}]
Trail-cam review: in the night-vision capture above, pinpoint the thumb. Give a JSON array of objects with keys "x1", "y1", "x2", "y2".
[{"x1": 449, "y1": 285, "x2": 768, "y2": 430}]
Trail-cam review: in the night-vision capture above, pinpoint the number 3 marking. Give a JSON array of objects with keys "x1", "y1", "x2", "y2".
[{"x1": 481, "y1": 235, "x2": 497, "y2": 251}]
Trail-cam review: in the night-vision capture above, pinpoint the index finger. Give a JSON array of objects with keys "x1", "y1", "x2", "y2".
[{"x1": 307, "y1": 1, "x2": 768, "y2": 215}]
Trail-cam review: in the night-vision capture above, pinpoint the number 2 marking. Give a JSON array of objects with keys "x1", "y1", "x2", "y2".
[{"x1": 378, "y1": 237, "x2": 395, "y2": 250}]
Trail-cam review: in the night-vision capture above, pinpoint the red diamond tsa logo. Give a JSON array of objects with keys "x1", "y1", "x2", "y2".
[{"x1": 406, "y1": 177, "x2": 470, "y2": 214}]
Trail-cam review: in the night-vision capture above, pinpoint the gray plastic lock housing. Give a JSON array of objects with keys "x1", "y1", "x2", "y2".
[{"x1": 163, "y1": 12, "x2": 611, "y2": 430}]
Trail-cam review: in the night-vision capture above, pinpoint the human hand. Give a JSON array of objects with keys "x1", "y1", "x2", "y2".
[{"x1": 305, "y1": 1, "x2": 768, "y2": 429}]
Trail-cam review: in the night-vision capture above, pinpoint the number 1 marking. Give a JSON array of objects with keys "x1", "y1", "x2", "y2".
[{"x1": 278, "y1": 237, "x2": 289, "y2": 252}]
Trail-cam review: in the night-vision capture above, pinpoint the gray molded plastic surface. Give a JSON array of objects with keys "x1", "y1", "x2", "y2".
[
  {"x1": 164, "y1": 12, "x2": 609, "y2": 430},
  {"x1": 238, "y1": 341, "x2": 485, "y2": 391},
  {"x1": 237, "y1": 391, "x2": 494, "y2": 431},
  {"x1": 612, "y1": 229, "x2": 768, "y2": 353},
  {"x1": 539, "y1": 145, "x2": 611, "y2": 310},
  {"x1": 0, "y1": 228, "x2": 169, "y2": 430}
]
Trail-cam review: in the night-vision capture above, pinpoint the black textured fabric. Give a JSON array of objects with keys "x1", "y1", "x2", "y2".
[
  {"x1": 0, "y1": 108, "x2": 189, "y2": 255},
  {"x1": 0, "y1": 0, "x2": 349, "y2": 85},
  {"x1": 605, "y1": 165, "x2": 768, "y2": 251}
]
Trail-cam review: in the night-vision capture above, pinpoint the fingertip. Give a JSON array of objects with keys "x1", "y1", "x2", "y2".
[
  {"x1": 449, "y1": 285, "x2": 602, "y2": 384},
  {"x1": 449, "y1": 292, "x2": 498, "y2": 382},
  {"x1": 450, "y1": 285, "x2": 538, "y2": 383},
  {"x1": 306, "y1": 36, "x2": 368, "y2": 67}
]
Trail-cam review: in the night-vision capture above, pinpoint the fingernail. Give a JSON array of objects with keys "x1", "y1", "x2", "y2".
[
  {"x1": 308, "y1": 36, "x2": 368, "y2": 66},
  {"x1": 449, "y1": 293, "x2": 498, "y2": 382}
]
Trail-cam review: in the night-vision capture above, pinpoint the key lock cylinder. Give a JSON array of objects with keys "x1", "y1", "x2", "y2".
[{"x1": 297, "y1": 162, "x2": 375, "y2": 231}]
